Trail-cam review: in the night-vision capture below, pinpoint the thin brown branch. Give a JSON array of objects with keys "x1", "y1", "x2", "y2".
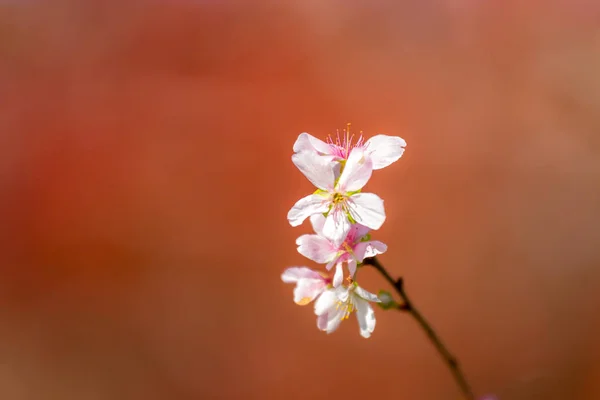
[{"x1": 363, "y1": 256, "x2": 475, "y2": 400}]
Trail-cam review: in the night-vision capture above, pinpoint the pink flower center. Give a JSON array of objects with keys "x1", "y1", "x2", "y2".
[
  {"x1": 326, "y1": 123, "x2": 365, "y2": 159},
  {"x1": 319, "y1": 273, "x2": 333, "y2": 285}
]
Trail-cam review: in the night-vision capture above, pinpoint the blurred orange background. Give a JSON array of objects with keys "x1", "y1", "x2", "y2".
[{"x1": 1, "y1": 1, "x2": 600, "y2": 399}]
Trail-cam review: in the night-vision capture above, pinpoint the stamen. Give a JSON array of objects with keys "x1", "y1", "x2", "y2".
[
  {"x1": 357, "y1": 130, "x2": 365, "y2": 148},
  {"x1": 342, "y1": 242, "x2": 356, "y2": 262},
  {"x1": 336, "y1": 296, "x2": 355, "y2": 321},
  {"x1": 346, "y1": 122, "x2": 351, "y2": 157},
  {"x1": 325, "y1": 123, "x2": 366, "y2": 158}
]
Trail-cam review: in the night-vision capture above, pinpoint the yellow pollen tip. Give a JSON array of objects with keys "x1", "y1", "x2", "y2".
[
  {"x1": 296, "y1": 297, "x2": 312, "y2": 306},
  {"x1": 332, "y1": 193, "x2": 345, "y2": 204}
]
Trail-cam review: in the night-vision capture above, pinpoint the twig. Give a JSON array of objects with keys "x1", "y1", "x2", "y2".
[{"x1": 362, "y1": 256, "x2": 475, "y2": 400}]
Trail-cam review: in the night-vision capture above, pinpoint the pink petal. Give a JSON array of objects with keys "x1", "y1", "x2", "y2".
[
  {"x1": 293, "y1": 133, "x2": 333, "y2": 155},
  {"x1": 353, "y1": 240, "x2": 387, "y2": 262},
  {"x1": 364, "y1": 240, "x2": 387, "y2": 258},
  {"x1": 336, "y1": 148, "x2": 373, "y2": 192},
  {"x1": 347, "y1": 223, "x2": 371, "y2": 244},
  {"x1": 364, "y1": 134, "x2": 406, "y2": 170},
  {"x1": 291, "y1": 150, "x2": 336, "y2": 191},
  {"x1": 287, "y1": 194, "x2": 330, "y2": 227},
  {"x1": 351, "y1": 242, "x2": 369, "y2": 263},
  {"x1": 296, "y1": 234, "x2": 337, "y2": 264}
]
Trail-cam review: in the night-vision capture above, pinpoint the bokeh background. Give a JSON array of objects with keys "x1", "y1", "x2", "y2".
[{"x1": 1, "y1": 1, "x2": 600, "y2": 399}]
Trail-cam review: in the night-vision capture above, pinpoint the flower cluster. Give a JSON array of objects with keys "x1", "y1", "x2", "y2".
[{"x1": 282, "y1": 124, "x2": 406, "y2": 338}]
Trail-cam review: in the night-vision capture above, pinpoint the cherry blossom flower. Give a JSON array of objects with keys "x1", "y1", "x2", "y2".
[
  {"x1": 293, "y1": 124, "x2": 406, "y2": 170},
  {"x1": 281, "y1": 267, "x2": 331, "y2": 305},
  {"x1": 314, "y1": 282, "x2": 381, "y2": 338},
  {"x1": 287, "y1": 148, "x2": 385, "y2": 246},
  {"x1": 296, "y1": 214, "x2": 387, "y2": 287}
]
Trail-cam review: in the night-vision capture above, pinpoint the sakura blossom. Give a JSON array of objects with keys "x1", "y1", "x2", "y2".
[
  {"x1": 293, "y1": 124, "x2": 406, "y2": 170},
  {"x1": 314, "y1": 283, "x2": 381, "y2": 338},
  {"x1": 296, "y1": 214, "x2": 387, "y2": 287},
  {"x1": 281, "y1": 126, "x2": 477, "y2": 400},
  {"x1": 282, "y1": 124, "x2": 407, "y2": 340},
  {"x1": 287, "y1": 147, "x2": 386, "y2": 247},
  {"x1": 281, "y1": 267, "x2": 331, "y2": 305}
]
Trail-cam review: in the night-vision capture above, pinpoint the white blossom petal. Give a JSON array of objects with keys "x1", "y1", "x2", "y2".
[
  {"x1": 365, "y1": 134, "x2": 407, "y2": 170},
  {"x1": 347, "y1": 259, "x2": 358, "y2": 277},
  {"x1": 281, "y1": 267, "x2": 322, "y2": 283},
  {"x1": 325, "y1": 308, "x2": 345, "y2": 333},
  {"x1": 354, "y1": 297, "x2": 376, "y2": 338},
  {"x1": 291, "y1": 151, "x2": 336, "y2": 191},
  {"x1": 309, "y1": 214, "x2": 327, "y2": 237},
  {"x1": 336, "y1": 148, "x2": 373, "y2": 192},
  {"x1": 335, "y1": 285, "x2": 350, "y2": 303},
  {"x1": 287, "y1": 194, "x2": 330, "y2": 227},
  {"x1": 332, "y1": 262, "x2": 343, "y2": 287},
  {"x1": 354, "y1": 286, "x2": 381, "y2": 303},
  {"x1": 296, "y1": 234, "x2": 337, "y2": 264},
  {"x1": 317, "y1": 313, "x2": 328, "y2": 330},
  {"x1": 347, "y1": 193, "x2": 386, "y2": 230},
  {"x1": 322, "y1": 207, "x2": 351, "y2": 247},
  {"x1": 332, "y1": 162, "x2": 343, "y2": 182},
  {"x1": 314, "y1": 289, "x2": 337, "y2": 316},
  {"x1": 325, "y1": 252, "x2": 342, "y2": 271},
  {"x1": 293, "y1": 279, "x2": 325, "y2": 305},
  {"x1": 293, "y1": 133, "x2": 333, "y2": 155}
]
